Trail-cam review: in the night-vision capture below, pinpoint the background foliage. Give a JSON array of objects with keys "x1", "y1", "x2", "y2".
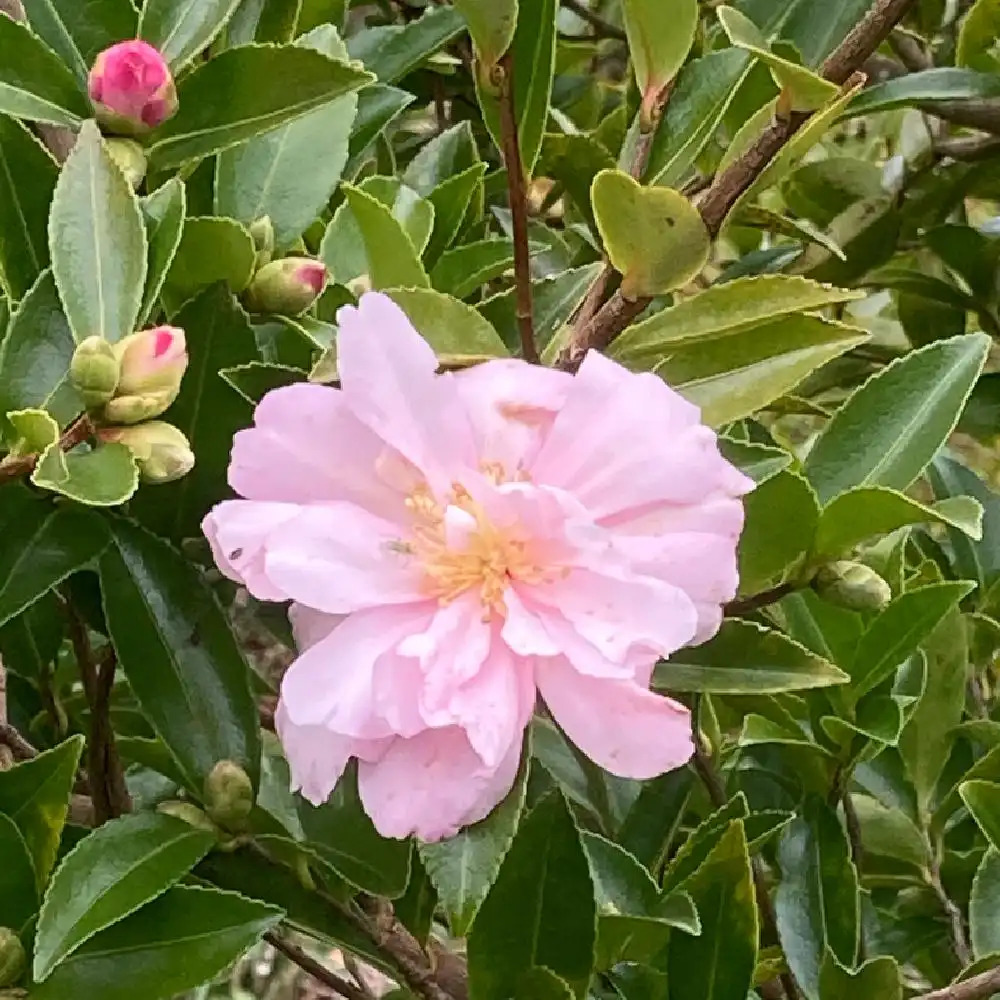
[{"x1": 8, "y1": 0, "x2": 1000, "y2": 999}]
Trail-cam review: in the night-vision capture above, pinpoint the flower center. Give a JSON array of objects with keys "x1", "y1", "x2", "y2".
[{"x1": 402, "y1": 477, "x2": 549, "y2": 619}]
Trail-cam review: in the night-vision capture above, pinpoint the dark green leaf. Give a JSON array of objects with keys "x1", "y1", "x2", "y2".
[
  {"x1": 818, "y1": 951, "x2": 901, "y2": 1000},
  {"x1": 844, "y1": 68, "x2": 1000, "y2": 118},
  {"x1": 99, "y1": 518, "x2": 260, "y2": 793},
  {"x1": 431, "y1": 240, "x2": 517, "y2": 299},
  {"x1": 33, "y1": 812, "x2": 216, "y2": 980},
  {"x1": 0, "y1": 811, "x2": 39, "y2": 932},
  {"x1": 618, "y1": 768, "x2": 692, "y2": 873},
  {"x1": 469, "y1": 792, "x2": 596, "y2": 1000},
  {"x1": 719, "y1": 438, "x2": 792, "y2": 486},
  {"x1": 0, "y1": 591, "x2": 63, "y2": 683},
  {"x1": 220, "y1": 361, "x2": 304, "y2": 404},
  {"x1": 970, "y1": 847, "x2": 1000, "y2": 959},
  {"x1": 346, "y1": 84, "x2": 414, "y2": 174},
  {"x1": 424, "y1": 163, "x2": 487, "y2": 267},
  {"x1": 962, "y1": 781, "x2": 1000, "y2": 854},
  {"x1": 662, "y1": 798, "x2": 749, "y2": 894}
]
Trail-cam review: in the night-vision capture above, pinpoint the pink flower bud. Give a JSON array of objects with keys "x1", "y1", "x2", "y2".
[
  {"x1": 114, "y1": 326, "x2": 187, "y2": 395},
  {"x1": 88, "y1": 40, "x2": 178, "y2": 136},
  {"x1": 244, "y1": 258, "x2": 327, "y2": 316},
  {"x1": 99, "y1": 421, "x2": 194, "y2": 484}
]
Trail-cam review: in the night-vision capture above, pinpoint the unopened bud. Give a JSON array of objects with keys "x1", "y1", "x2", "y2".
[
  {"x1": 203, "y1": 760, "x2": 254, "y2": 831},
  {"x1": 104, "y1": 326, "x2": 187, "y2": 423},
  {"x1": 249, "y1": 216, "x2": 275, "y2": 268},
  {"x1": 98, "y1": 421, "x2": 194, "y2": 483},
  {"x1": 157, "y1": 800, "x2": 218, "y2": 834},
  {"x1": 813, "y1": 561, "x2": 892, "y2": 613},
  {"x1": 88, "y1": 40, "x2": 178, "y2": 136},
  {"x1": 0, "y1": 929, "x2": 25, "y2": 989},
  {"x1": 70, "y1": 336, "x2": 120, "y2": 408},
  {"x1": 105, "y1": 137, "x2": 147, "y2": 189},
  {"x1": 244, "y1": 257, "x2": 327, "y2": 315}
]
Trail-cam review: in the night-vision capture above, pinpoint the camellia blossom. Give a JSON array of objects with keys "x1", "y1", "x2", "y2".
[
  {"x1": 203, "y1": 292, "x2": 753, "y2": 842},
  {"x1": 88, "y1": 40, "x2": 178, "y2": 134}
]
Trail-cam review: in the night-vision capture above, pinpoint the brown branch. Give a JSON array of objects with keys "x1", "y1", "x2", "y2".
[
  {"x1": 916, "y1": 967, "x2": 1000, "y2": 1000},
  {"x1": 497, "y1": 53, "x2": 538, "y2": 364},
  {"x1": 724, "y1": 582, "x2": 797, "y2": 617},
  {"x1": 0, "y1": 659, "x2": 11, "y2": 770},
  {"x1": 556, "y1": 0, "x2": 920, "y2": 371},
  {"x1": 0, "y1": 723, "x2": 37, "y2": 763},
  {"x1": 265, "y1": 932, "x2": 371, "y2": 1000},
  {"x1": 560, "y1": 0, "x2": 626, "y2": 41}
]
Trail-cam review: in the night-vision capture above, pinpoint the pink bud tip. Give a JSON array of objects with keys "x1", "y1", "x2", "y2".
[
  {"x1": 153, "y1": 328, "x2": 176, "y2": 358},
  {"x1": 88, "y1": 40, "x2": 178, "y2": 134},
  {"x1": 296, "y1": 261, "x2": 327, "y2": 296}
]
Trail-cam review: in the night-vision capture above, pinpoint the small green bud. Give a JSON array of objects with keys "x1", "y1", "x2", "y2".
[
  {"x1": 0, "y1": 929, "x2": 26, "y2": 989},
  {"x1": 813, "y1": 560, "x2": 892, "y2": 613},
  {"x1": 98, "y1": 421, "x2": 194, "y2": 484},
  {"x1": 203, "y1": 760, "x2": 254, "y2": 831},
  {"x1": 248, "y1": 216, "x2": 275, "y2": 268},
  {"x1": 156, "y1": 800, "x2": 217, "y2": 834},
  {"x1": 243, "y1": 257, "x2": 327, "y2": 316},
  {"x1": 105, "y1": 138, "x2": 147, "y2": 189},
  {"x1": 70, "y1": 336, "x2": 120, "y2": 408}
]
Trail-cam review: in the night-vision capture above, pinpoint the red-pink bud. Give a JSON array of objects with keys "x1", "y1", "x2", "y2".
[
  {"x1": 114, "y1": 326, "x2": 187, "y2": 394},
  {"x1": 88, "y1": 40, "x2": 178, "y2": 136},
  {"x1": 244, "y1": 258, "x2": 327, "y2": 315}
]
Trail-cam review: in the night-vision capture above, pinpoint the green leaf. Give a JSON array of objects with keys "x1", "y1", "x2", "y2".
[
  {"x1": 131, "y1": 286, "x2": 255, "y2": 539},
  {"x1": 425, "y1": 163, "x2": 487, "y2": 266},
  {"x1": 0, "y1": 14, "x2": 90, "y2": 126},
  {"x1": 655, "y1": 620, "x2": 848, "y2": 694},
  {"x1": 970, "y1": 847, "x2": 1000, "y2": 959},
  {"x1": 775, "y1": 800, "x2": 859, "y2": 999},
  {"x1": 7, "y1": 407, "x2": 58, "y2": 455},
  {"x1": 959, "y1": 0, "x2": 1000, "y2": 72},
  {"x1": 738, "y1": 470, "x2": 820, "y2": 591},
  {"x1": 803, "y1": 334, "x2": 991, "y2": 504},
  {"x1": 383, "y1": 288, "x2": 509, "y2": 362},
  {"x1": 32, "y1": 441, "x2": 139, "y2": 507},
  {"x1": 346, "y1": 4, "x2": 467, "y2": 83},
  {"x1": 646, "y1": 48, "x2": 750, "y2": 187},
  {"x1": 469, "y1": 792, "x2": 596, "y2": 1000},
  {"x1": 849, "y1": 582, "x2": 973, "y2": 700},
  {"x1": 592, "y1": 170, "x2": 709, "y2": 298},
  {"x1": 23, "y1": 0, "x2": 138, "y2": 88},
  {"x1": 139, "y1": 179, "x2": 187, "y2": 323},
  {"x1": 0, "y1": 734, "x2": 84, "y2": 887},
  {"x1": 148, "y1": 44, "x2": 373, "y2": 170},
  {"x1": 849, "y1": 796, "x2": 927, "y2": 869},
  {"x1": 667, "y1": 822, "x2": 757, "y2": 1000},
  {"x1": 0, "y1": 591, "x2": 62, "y2": 684},
  {"x1": 815, "y1": 487, "x2": 983, "y2": 558},
  {"x1": 844, "y1": 68, "x2": 1000, "y2": 118},
  {"x1": 220, "y1": 361, "x2": 303, "y2": 403},
  {"x1": 623, "y1": 0, "x2": 697, "y2": 100},
  {"x1": 49, "y1": 121, "x2": 147, "y2": 344},
  {"x1": 476, "y1": 0, "x2": 557, "y2": 178},
  {"x1": 662, "y1": 797, "x2": 748, "y2": 893},
  {"x1": 431, "y1": 240, "x2": 518, "y2": 300},
  {"x1": 738, "y1": 0, "x2": 871, "y2": 66},
  {"x1": 0, "y1": 270, "x2": 82, "y2": 429},
  {"x1": 0, "y1": 488, "x2": 108, "y2": 629},
  {"x1": 818, "y1": 952, "x2": 901, "y2": 1000},
  {"x1": 0, "y1": 812, "x2": 39, "y2": 932},
  {"x1": 341, "y1": 184, "x2": 430, "y2": 289},
  {"x1": 419, "y1": 749, "x2": 528, "y2": 936},
  {"x1": 33, "y1": 812, "x2": 216, "y2": 981},
  {"x1": 618, "y1": 769, "x2": 692, "y2": 873},
  {"x1": 346, "y1": 83, "x2": 414, "y2": 174},
  {"x1": 215, "y1": 26, "x2": 359, "y2": 250},
  {"x1": 99, "y1": 518, "x2": 261, "y2": 793},
  {"x1": 516, "y1": 968, "x2": 575, "y2": 999},
  {"x1": 719, "y1": 438, "x2": 792, "y2": 485},
  {"x1": 961, "y1": 782, "x2": 1000, "y2": 853},
  {"x1": 29, "y1": 885, "x2": 282, "y2": 1000},
  {"x1": 0, "y1": 114, "x2": 57, "y2": 301},
  {"x1": 454, "y1": 0, "x2": 517, "y2": 66},
  {"x1": 297, "y1": 765, "x2": 411, "y2": 897},
  {"x1": 139, "y1": 0, "x2": 242, "y2": 68}
]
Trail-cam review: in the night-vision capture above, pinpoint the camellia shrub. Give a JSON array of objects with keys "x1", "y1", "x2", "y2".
[{"x1": 8, "y1": 0, "x2": 1000, "y2": 998}]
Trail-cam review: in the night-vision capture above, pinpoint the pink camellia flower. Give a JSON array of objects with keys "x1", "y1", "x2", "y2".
[
  {"x1": 203, "y1": 292, "x2": 752, "y2": 842},
  {"x1": 88, "y1": 40, "x2": 178, "y2": 135}
]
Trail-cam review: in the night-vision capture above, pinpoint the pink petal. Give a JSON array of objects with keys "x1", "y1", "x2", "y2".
[
  {"x1": 202, "y1": 500, "x2": 299, "y2": 601},
  {"x1": 358, "y1": 726, "x2": 525, "y2": 842},
  {"x1": 263, "y1": 503, "x2": 425, "y2": 614},
  {"x1": 228, "y1": 382, "x2": 408, "y2": 519},
  {"x1": 280, "y1": 602, "x2": 434, "y2": 736},
  {"x1": 536, "y1": 657, "x2": 694, "y2": 780},
  {"x1": 288, "y1": 603, "x2": 343, "y2": 651},
  {"x1": 336, "y1": 293, "x2": 477, "y2": 491}
]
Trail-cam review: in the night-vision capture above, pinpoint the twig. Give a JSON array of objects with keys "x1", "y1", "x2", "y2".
[
  {"x1": 0, "y1": 414, "x2": 95, "y2": 486},
  {"x1": 916, "y1": 967, "x2": 1000, "y2": 1000},
  {"x1": 560, "y1": 0, "x2": 627, "y2": 41},
  {"x1": 265, "y1": 933, "x2": 370, "y2": 1000},
  {"x1": 0, "y1": 722, "x2": 37, "y2": 763},
  {"x1": 935, "y1": 133, "x2": 1000, "y2": 161},
  {"x1": 724, "y1": 582, "x2": 797, "y2": 617},
  {"x1": 496, "y1": 52, "x2": 538, "y2": 364},
  {"x1": 0, "y1": 659, "x2": 11, "y2": 770},
  {"x1": 927, "y1": 858, "x2": 972, "y2": 968},
  {"x1": 556, "y1": 0, "x2": 920, "y2": 371}
]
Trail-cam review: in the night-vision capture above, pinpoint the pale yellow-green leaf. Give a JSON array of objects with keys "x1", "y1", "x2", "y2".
[
  {"x1": 622, "y1": 0, "x2": 699, "y2": 96},
  {"x1": 7, "y1": 408, "x2": 59, "y2": 456},
  {"x1": 454, "y1": 0, "x2": 518, "y2": 66}
]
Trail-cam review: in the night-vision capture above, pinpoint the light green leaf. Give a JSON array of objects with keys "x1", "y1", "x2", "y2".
[
  {"x1": 0, "y1": 734, "x2": 84, "y2": 887},
  {"x1": 140, "y1": 0, "x2": 243, "y2": 69},
  {"x1": 0, "y1": 14, "x2": 90, "y2": 126},
  {"x1": 33, "y1": 813, "x2": 216, "y2": 981},
  {"x1": 148, "y1": 44, "x2": 373, "y2": 169},
  {"x1": 7, "y1": 407, "x2": 58, "y2": 454},
  {"x1": 623, "y1": 0, "x2": 698, "y2": 99},
  {"x1": 959, "y1": 0, "x2": 1000, "y2": 73},
  {"x1": 29, "y1": 886, "x2": 282, "y2": 1000},
  {"x1": 849, "y1": 796, "x2": 928, "y2": 870},
  {"x1": 0, "y1": 114, "x2": 57, "y2": 301},
  {"x1": 655, "y1": 620, "x2": 848, "y2": 694},
  {"x1": 454, "y1": 0, "x2": 518, "y2": 66},
  {"x1": 139, "y1": 179, "x2": 186, "y2": 323},
  {"x1": 99, "y1": 518, "x2": 261, "y2": 793},
  {"x1": 430, "y1": 240, "x2": 517, "y2": 299},
  {"x1": 386, "y1": 288, "x2": 509, "y2": 361},
  {"x1": 970, "y1": 847, "x2": 1000, "y2": 959},
  {"x1": 962, "y1": 781, "x2": 1000, "y2": 854},
  {"x1": 32, "y1": 441, "x2": 139, "y2": 507},
  {"x1": 803, "y1": 334, "x2": 991, "y2": 504},
  {"x1": 592, "y1": 170, "x2": 709, "y2": 298},
  {"x1": 49, "y1": 121, "x2": 147, "y2": 344},
  {"x1": 425, "y1": 163, "x2": 487, "y2": 266}
]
